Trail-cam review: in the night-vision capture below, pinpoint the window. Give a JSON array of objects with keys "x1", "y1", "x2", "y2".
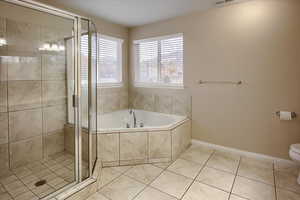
[
  {"x1": 81, "y1": 34, "x2": 123, "y2": 87},
  {"x1": 134, "y1": 34, "x2": 183, "y2": 88},
  {"x1": 98, "y1": 35, "x2": 123, "y2": 86}
]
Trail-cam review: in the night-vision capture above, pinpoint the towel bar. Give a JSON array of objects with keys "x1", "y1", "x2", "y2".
[{"x1": 198, "y1": 80, "x2": 242, "y2": 85}]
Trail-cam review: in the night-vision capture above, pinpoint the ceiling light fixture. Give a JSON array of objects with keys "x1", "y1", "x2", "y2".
[
  {"x1": 58, "y1": 45, "x2": 65, "y2": 51},
  {"x1": 0, "y1": 37, "x2": 7, "y2": 46},
  {"x1": 39, "y1": 42, "x2": 65, "y2": 52},
  {"x1": 51, "y1": 43, "x2": 59, "y2": 51}
]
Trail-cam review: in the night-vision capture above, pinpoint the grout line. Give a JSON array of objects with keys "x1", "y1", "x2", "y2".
[
  {"x1": 97, "y1": 166, "x2": 134, "y2": 200},
  {"x1": 228, "y1": 155, "x2": 241, "y2": 200},
  {"x1": 235, "y1": 174, "x2": 276, "y2": 187},
  {"x1": 5, "y1": 56, "x2": 10, "y2": 171},
  {"x1": 0, "y1": 180, "x2": 15, "y2": 200},
  {"x1": 170, "y1": 131, "x2": 173, "y2": 161},
  {"x1": 273, "y1": 163, "x2": 278, "y2": 200},
  {"x1": 130, "y1": 163, "x2": 181, "y2": 200},
  {"x1": 41, "y1": 55, "x2": 45, "y2": 161},
  {"x1": 118, "y1": 133, "x2": 120, "y2": 166},
  {"x1": 97, "y1": 165, "x2": 133, "y2": 191},
  {"x1": 179, "y1": 150, "x2": 216, "y2": 199},
  {"x1": 147, "y1": 132, "x2": 149, "y2": 164},
  {"x1": 130, "y1": 166, "x2": 169, "y2": 200}
]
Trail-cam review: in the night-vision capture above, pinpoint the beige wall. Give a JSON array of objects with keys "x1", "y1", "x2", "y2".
[{"x1": 129, "y1": 0, "x2": 300, "y2": 159}]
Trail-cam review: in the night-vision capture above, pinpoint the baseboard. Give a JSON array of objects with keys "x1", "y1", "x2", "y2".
[{"x1": 191, "y1": 139, "x2": 293, "y2": 164}]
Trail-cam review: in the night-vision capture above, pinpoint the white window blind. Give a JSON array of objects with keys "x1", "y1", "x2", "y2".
[
  {"x1": 98, "y1": 36, "x2": 123, "y2": 85},
  {"x1": 134, "y1": 34, "x2": 183, "y2": 87},
  {"x1": 81, "y1": 34, "x2": 89, "y2": 85},
  {"x1": 81, "y1": 34, "x2": 123, "y2": 87}
]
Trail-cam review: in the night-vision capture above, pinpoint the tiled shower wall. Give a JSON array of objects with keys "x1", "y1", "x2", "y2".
[
  {"x1": 97, "y1": 87, "x2": 129, "y2": 114},
  {"x1": 0, "y1": 17, "x2": 69, "y2": 175}
]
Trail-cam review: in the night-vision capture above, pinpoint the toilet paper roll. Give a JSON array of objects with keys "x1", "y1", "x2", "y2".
[{"x1": 279, "y1": 111, "x2": 292, "y2": 120}]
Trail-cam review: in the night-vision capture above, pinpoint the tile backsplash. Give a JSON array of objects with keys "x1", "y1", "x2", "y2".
[
  {"x1": 97, "y1": 86, "x2": 129, "y2": 114},
  {"x1": 129, "y1": 87, "x2": 192, "y2": 117}
]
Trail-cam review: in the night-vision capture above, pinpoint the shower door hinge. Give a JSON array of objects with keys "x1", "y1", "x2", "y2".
[{"x1": 72, "y1": 94, "x2": 79, "y2": 108}]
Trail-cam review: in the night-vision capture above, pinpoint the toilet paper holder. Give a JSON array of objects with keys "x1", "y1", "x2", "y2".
[{"x1": 275, "y1": 111, "x2": 297, "y2": 119}]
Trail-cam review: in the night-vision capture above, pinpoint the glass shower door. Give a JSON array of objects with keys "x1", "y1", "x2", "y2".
[
  {"x1": 79, "y1": 19, "x2": 98, "y2": 180},
  {"x1": 0, "y1": 0, "x2": 78, "y2": 199}
]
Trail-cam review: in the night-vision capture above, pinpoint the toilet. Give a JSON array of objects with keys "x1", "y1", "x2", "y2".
[{"x1": 289, "y1": 144, "x2": 300, "y2": 184}]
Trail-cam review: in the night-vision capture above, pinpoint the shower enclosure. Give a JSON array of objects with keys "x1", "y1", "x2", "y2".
[{"x1": 0, "y1": 0, "x2": 97, "y2": 199}]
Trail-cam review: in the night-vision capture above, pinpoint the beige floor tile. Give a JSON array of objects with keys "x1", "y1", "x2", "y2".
[
  {"x1": 196, "y1": 167, "x2": 235, "y2": 192},
  {"x1": 232, "y1": 176, "x2": 275, "y2": 200},
  {"x1": 0, "y1": 193, "x2": 13, "y2": 200},
  {"x1": 47, "y1": 177, "x2": 65, "y2": 187},
  {"x1": 4, "y1": 181, "x2": 28, "y2": 197},
  {"x1": 229, "y1": 194, "x2": 247, "y2": 200},
  {"x1": 53, "y1": 181, "x2": 69, "y2": 190},
  {"x1": 14, "y1": 191, "x2": 38, "y2": 200},
  {"x1": 240, "y1": 157, "x2": 273, "y2": 169},
  {"x1": 275, "y1": 171, "x2": 300, "y2": 194},
  {"x1": 19, "y1": 174, "x2": 39, "y2": 185},
  {"x1": 180, "y1": 145, "x2": 214, "y2": 164},
  {"x1": 134, "y1": 187, "x2": 177, "y2": 200},
  {"x1": 277, "y1": 189, "x2": 300, "y2": 200},
  {"x1": 0, "y1": 184, "x2": 5, "y2": 193},
  {"x1": 98, "y1": 168, "x2": 122, "y2": 189},
  {"x1": 125, "y1": 164, "x2": 163, "y2": 184},
  {"x1": 86, "y1": 192, "x2": 109, "y2": 200},
  {"x1": 182, "y1": 181, "x2": 229, "y2": 200},
  {"x1": 238, "y1": 157, "x2": 274, "y2": 185},
  {"x1": 12, "y1": 167, "x2": 32, "y2": 178},
  {"x1": 110, "y1": 166, "x2": 132, "y2": 173},
  {"x1": 275, "y1": 160, "x2": 300, "y2": 176},
  {"x1": 36, "y1": 188, "x2": 55, "y2": 198},
  {"x1": 32, "y1": 184, "x2": 53, "y2": 196},
  {"x1": 152, "y1": 162, "x2": 172, "y2": 169},
  {"x1": 0, "y1": 175, "x2": 18, "y2": 185},
  {"x1": 7, "y1": 186, "x2": 28, "y2": 197},
  {"x1": 206, "y1": 151, "x2": 240, "y2": 174},
  {"x1": 150, "y1": 171, "x2": 193, "y2": 199},
  {"x1": 99, "y1": 175, "x2": 145, "y2": 200},
  {"x1": 167, "y1": 159, "x2": 203, "y2": 179}
]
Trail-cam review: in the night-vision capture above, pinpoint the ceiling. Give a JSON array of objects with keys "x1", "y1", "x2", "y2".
[{"x1": 37, "y1": 0, "x2": 215, "y2": 27}]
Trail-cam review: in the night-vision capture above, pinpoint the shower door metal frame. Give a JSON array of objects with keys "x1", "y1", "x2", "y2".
[{"x1": 2, "y1": 0, "x2": 97, "y2": 199}]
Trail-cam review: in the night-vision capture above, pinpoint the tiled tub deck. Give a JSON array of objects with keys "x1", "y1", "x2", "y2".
[{"x1": 98, "y1": 119, "x2": 191, "y2": 167}]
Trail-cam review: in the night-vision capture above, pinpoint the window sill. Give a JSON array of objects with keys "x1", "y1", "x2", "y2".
[
  {"x1": 97, "y1": 83, "x2": 124, "y2": 89},
  {"x1": 133, "y1": 82, "x2": 185, "y2": 90}
]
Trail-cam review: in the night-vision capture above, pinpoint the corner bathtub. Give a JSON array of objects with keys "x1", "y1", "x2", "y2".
[
  {"x1": 97, "y1": 109, "x2": 191, "y2": 167},
  {"x1": 98, "y1": 109, "x2": 187, "y2": 133}
]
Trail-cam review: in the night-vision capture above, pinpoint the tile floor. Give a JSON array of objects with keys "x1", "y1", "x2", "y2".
[
  {"x1": 88, "y1": 144, "x2": 300, "y2": 200},
  {"x1": 0, "y1": 151, "x2": 88, "y2": 200}
]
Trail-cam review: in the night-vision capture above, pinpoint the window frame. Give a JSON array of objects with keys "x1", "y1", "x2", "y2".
[
  {"x1": 133, "y1": 33, "x2": 184, "y2": 89},
  {"x1": 97, "y1": 34, "x2": 124, "y2": 88}
]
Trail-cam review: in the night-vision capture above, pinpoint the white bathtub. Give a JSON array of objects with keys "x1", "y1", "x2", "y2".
[
  {"x1": 65, "y1": 110, "x2": 190, "y2": 166},
  {"x1": 98, "y1": 109, "x2": 188, "y2": 133},
  {"x1": 96, "y1": 109, "x2": 191, "y2": 167}
]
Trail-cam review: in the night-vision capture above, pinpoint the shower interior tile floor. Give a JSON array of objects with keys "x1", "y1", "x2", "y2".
[
  {"x1": 0, "y1": 151, "x2": 88, "y2": 200},
  {"x1": 88, "y1": 144, "x2": 300, "y2": 200}
]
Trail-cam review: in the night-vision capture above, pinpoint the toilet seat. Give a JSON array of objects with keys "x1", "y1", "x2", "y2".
[{"x1": 290, "y1": 144, "x2": 300, "y2": 154}]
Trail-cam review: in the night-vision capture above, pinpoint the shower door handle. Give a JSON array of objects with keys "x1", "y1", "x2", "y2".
[{"x1": 72, "y1": 94, "x2": 79, "y2": 108}]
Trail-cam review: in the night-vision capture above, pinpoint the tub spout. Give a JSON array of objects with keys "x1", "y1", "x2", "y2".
[{"x1": 129, "y1": 109, "x2": 137, "y2": 128}]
